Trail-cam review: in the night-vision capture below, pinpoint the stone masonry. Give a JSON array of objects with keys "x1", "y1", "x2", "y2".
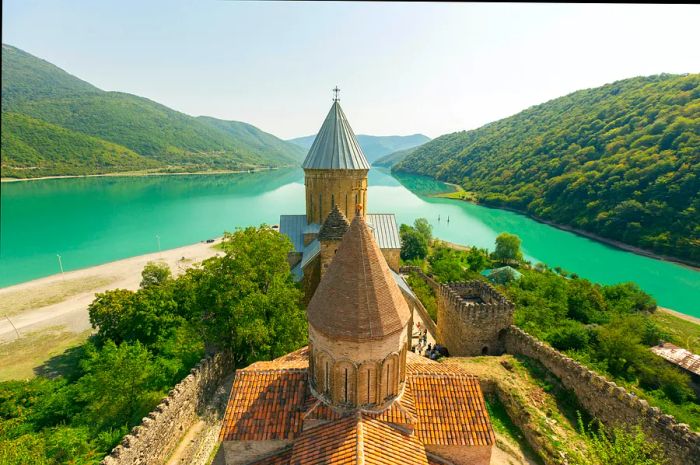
[
  {"x1": 437, "y1": 281, "x2": 514, "y2": 356},
  {"x1": 101, "y1": 352, "x2": 234, "y2": 465},
  {"x1": 505, "y1": 326, "x2": 700, "y2": 465}
]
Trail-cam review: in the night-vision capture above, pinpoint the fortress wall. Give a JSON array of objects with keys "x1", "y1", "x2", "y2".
[
  {"x1": 101, "y1": 352, "x2": 234, "y2": 465},
  {"x1": 437, "y1": 282, "x2": 513, "y2": 356},
  {"x1": 504, "y1": 326, "x2": 700, "y2": 465}
]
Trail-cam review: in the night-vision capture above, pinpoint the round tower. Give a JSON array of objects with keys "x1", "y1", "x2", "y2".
[
  {"x1": 302, "y1": 96, "x2": 370, "y2": 225},
  {"x1": 306, "y1": 214, "x2": 412, "y2": 410}
]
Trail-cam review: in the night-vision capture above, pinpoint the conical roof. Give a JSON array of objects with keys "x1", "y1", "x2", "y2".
[
  {"x1": 318, "y1": 205, "x2": 350, "y2": 241},
  {"x1": 302, "y1": 101, "x2": 370, "y2": 170},
  {"x1": 307, "y1": 214, "x2": 411, "y2": 341}
]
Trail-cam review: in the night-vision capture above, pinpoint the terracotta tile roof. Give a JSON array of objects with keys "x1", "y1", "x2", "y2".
[
  {"x1": 247, "y1": 447, "x2": 293, "y2": 465},
  {"x1": 307, "y1": 215, "x2": 411, "y2": 342},
  {"x1": 409, "y1": 373, "x2": 495, "y2": 447},
  {"x1": 243, "y1": 347, "x2": 310, "y2": 371},
  {"x1": 219, "y1": 369, "x2": 308, "y2": 441},
  {"x1": 219, "y1": 350, "x2": 495, "y2": 463},
  {"x1": 318, "y1": 205, "x2": 350, "y2": 241},
  {"x1": 289, "y1": 414, "x2": 428, "y2": 465}
]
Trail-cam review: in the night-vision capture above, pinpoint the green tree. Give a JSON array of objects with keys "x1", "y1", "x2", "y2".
[
  {"x1": 139, "y1": 262, "x2": 172, "y2": 289},
  {"x1": 189, "y1": 226, "x2": 306, "y2": 364},
  {"x1": 413, "y1": 218, "x2": 433, "y2": 243},
  {"x1": 492, "y1": 233, "x2": 524, "y2": 263},
  {"x1": 75, "y1": 341, "x2": 162, "y2": 429},
  {"x1": 400, "y1": 224, "x2": 429, "y2": 261}
]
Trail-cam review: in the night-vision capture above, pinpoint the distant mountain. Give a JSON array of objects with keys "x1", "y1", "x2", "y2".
[
  {"x1": 373, "y1": 145, "x2": 422, "y2": 168},
  {"x1": 1, "y1": 44, "x2": 303, "y2": 178},
  {"x1": 288, "y1": 133, "x2": 430, "y2": 164},
  {"x1": 394, "y1": 74, "x2": 700, "y2": 264}
]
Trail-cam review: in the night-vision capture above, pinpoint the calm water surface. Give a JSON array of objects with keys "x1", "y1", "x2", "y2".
[{"x1": 1, "y1": 168, "x2": 698, "y2": 317}]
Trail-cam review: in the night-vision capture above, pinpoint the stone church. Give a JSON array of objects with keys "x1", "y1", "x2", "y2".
[{"x1": 215, "y1": 96, "x2": 495, "y2": 465}]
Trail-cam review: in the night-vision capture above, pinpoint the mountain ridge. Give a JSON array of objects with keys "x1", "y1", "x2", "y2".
[
  {"x1": 1, "y1": 44, "x2": 303, "y2": 178},
  {"x1": 394, "y1": 73, "x2": 700, "y2": 264}
]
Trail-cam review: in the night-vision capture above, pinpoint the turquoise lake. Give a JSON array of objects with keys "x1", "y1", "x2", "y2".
[{"x1": 1, "y1": 168, "x2": 699, "y2": 317}]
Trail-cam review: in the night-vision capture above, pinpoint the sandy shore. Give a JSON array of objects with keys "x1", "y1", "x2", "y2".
[
  {"x1": 658, "y1": 306, "x2": 700, "y2": 326},
  {"x1": 0, "y1": 240, "x2": 223, "y2": 343}
]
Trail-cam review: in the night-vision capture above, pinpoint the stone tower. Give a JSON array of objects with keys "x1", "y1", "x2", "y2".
[
  {"x1": 317, "y1": 205, "x2": 350, "y2": 277},
  {"x1": 302, "y1": 98, "x2": 370, "y2": 225},
  {"x1": 306, "y1": 214, "x2": 412, "y2": 410}
]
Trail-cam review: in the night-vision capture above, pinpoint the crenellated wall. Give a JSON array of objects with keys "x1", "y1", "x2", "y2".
[
  {"x1": 437, "y1": 281, "x2": 514, "y2": 356},
  {"x1": 100, "y1": 352, "x2": 234, "y2": 465},
  {"x1": 504, "y1": 326, "x2": 700, "y2": 465}
]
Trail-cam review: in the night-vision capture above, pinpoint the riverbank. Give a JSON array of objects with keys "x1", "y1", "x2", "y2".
[
  {"x1": 0, "y1": 165, "x2": 294, "y2": 183},
  {"x1": 0, "y1": 239, "x2": 222, "y2": 345},
  {"x1": 431, "y1": 189, "x2": 700, "y2": 271}
]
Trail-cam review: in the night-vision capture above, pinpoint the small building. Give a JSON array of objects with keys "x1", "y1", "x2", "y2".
[
  {"x1": 481, "y1": 266, "x2": 522, "y2": 285},
  {"x1": 651, "y1": 342, "x2": 700, "y2": 385}
]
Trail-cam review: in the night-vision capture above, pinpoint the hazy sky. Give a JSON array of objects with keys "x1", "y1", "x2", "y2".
[{"x1": 3, "y1": 2, "x2": 699, "y2": 139}]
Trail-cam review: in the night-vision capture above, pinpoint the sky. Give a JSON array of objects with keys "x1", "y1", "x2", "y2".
[{"x1": 3, "y1": 2, "x2": 700, "y2": 139}]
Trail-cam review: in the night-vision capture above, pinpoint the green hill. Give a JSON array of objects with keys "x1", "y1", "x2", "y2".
[
  {"x1": 394, "y1": 74, "x2": 700, "y2": 264},
  {"x1": 1, "y1": 44, "x2": 302, "y2": 177},
  {"x1": 373, "y1": 145, "x2": 421, "y2": 167},
  {"x1": 1, "y1": 113, "x2": 157, "y2": 178},
  {"x1": 289, "y1": 133, "x2": 430, "y2": 163}
]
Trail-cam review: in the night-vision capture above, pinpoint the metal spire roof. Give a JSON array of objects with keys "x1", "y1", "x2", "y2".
[{"x1": 302, "y1": 100, "x2": 370, "y2": 170}]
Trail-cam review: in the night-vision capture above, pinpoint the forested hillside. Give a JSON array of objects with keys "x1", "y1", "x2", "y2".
[
  {"x1": 395, "y1": 74, "x2": 700, "y2": 264},
  {"x1": 373, "y1": 146, "x2": 420, "y2": 167},
  {"x1": 289, "y1": 133, "x2": 429, "y2": 163},
  {"x1": 1, "y1": 44, "x2": 302, "y2": 178}
]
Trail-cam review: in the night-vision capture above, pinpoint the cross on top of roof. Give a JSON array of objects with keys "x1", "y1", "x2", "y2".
[{"x1": 333, "y1": 85, "x2": 340, "y2": 102}]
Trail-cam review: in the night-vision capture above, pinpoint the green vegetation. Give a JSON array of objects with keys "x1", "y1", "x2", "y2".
[
  {"x1": 1, "y1": 112, "x2": 157, "y2": 178},
  {"x1": 651, "y1": 311, "x2": 700, "y2": 353},
  {"x1": 395, "y1": 74, "x2": 700, "y2": 264},
  {"x1": 571, "y1": 415, "x2": 666, "y2": 465},
  {"x1": 372, "y1": 145, "x2": 420, "y2": 167},
  {"x1": 399, "y1": 218, "x2": 433, "y2": 261},
  {"x1": 0, "y1": 226, "x2": 307, "y2": 464},
  {"x1": 405, "y1": 273, "x2": 438, "y2": 321},
  {"x1": 407, "y1": 222, "x2": 700, "y2": 431},
  {"x1": 1, "y1": 44, "x2": 304, "y2": 178}
]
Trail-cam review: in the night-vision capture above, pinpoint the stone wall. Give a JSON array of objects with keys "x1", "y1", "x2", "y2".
[
  {"x1": 101, "y1": 352, "x2": 234, "y2": 465},
  {"x1": 437, "y1": 281, "x2": 514, "y2": 356},
  {"x1": 505, "y1": 326, "x2": 700, "y2": 465},
  {"x1": 304, "y1": 169, "x2": 368, "y2": 225}
]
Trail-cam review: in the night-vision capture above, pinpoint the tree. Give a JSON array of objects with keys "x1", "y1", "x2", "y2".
[
  {"x1": 492, "y1": 233, "x2": 524, "y2": 263},
  {"x1": 466, "y1": 247, "x2": 491, "y2": 272},
  {"x1": 140, "y1": 262, "x2": 172, "y2": 289},
  {"x1": 75, "y1": 341, "x2": 162, "y2": 429},
  {"x1": 413, "y1": 218, "x2": 433, "y2": 243},
  {"x1": 400, "y1": 225, "x2": 429, "y2": 261},
  {"x1": 189, "y1": 226, "x2": 306, "y2": 363}
]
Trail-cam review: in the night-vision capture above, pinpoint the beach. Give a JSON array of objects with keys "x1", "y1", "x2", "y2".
[{"x1": 0, "y1": 239, "x2": 222, "y2": 343}]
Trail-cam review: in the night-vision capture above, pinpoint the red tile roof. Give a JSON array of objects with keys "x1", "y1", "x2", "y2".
[
  {"x1": 219, "y1": 350, "x2": 494, "y2": 463},
  {"x1": 219, "y1": 369, "x2": 308, "y2": 441}
]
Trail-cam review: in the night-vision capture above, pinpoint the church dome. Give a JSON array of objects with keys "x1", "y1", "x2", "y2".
[{"x1": 307, "y1": 214, "x2": 411, "y2": 342}]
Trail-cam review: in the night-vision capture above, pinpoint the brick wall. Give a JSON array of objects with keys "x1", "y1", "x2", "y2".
[{"x1": 101, "y1": 352, "x2": 234, "y2": 465}]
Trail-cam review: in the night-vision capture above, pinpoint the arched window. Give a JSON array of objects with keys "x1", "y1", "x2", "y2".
[
  {"x1": 333, "y1": 361, "x2": 357, "y2": 405},
  {"x1": 358, "y1": 362, "x2": 378, "y2": 405}
]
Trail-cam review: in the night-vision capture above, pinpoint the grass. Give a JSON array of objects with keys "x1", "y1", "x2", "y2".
[
  {"x1": 651, "y1": 310, "x2": 700, "y2": 353},
  {"x1": 432, "y1": 183, "x2": 478, "y2": 202},
  {"x1": 0, "y1": 326, "x2": 92, "y2": 381},
  {"x1": 0, "y1": 275, "x2": 116, "y2": 317},
  {"x1": 484, "y1": 393, "x2": 544, "y2": 464}
]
